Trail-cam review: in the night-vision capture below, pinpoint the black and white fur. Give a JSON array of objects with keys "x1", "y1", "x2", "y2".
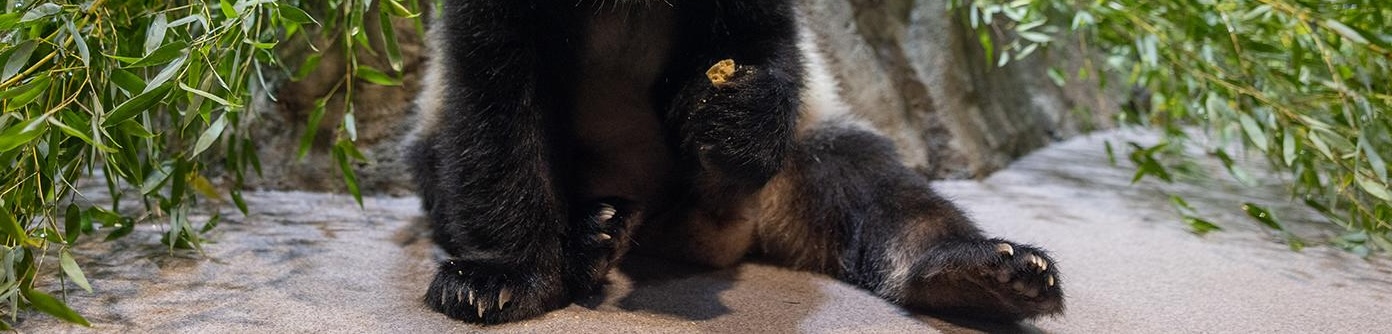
[{"x1": 405, "y1": 0, "x2": 1063, "y2": 324}]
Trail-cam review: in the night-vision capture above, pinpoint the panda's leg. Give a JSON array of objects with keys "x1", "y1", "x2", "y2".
[
  {"x1": 632, "y1": 1, "x2": 803, "y2": 269},
  {"x1": 414, "y1": 2, "x2": 578, "y2": 324},
  {"x1": 754, "y1": 120, "x2": 1065, "y2": 321},
  {"x1": 667, "y1": 0, "x2": 803, "y2": 203}
]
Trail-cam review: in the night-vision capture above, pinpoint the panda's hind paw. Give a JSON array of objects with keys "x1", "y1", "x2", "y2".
[
  {"x1": 978, "y1": 241, "x2": 1065, "y2": 315},
  {"x1": 901, "y1": 240, "x2": 1064, "y2": 321}
]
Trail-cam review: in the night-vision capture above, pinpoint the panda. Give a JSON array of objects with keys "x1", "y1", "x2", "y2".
[{"x1": 404, "y1": 0, "x2": 1064, "y2": 324}]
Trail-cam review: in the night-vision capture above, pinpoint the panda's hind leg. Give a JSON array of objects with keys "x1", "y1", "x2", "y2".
[{"x1": 753, "y1": 120, "x2": 1064, "y2": 321}]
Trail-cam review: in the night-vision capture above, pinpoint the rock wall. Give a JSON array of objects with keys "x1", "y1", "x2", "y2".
[
  {"x1": 247, "y1": 0, "x2": 1118, "y2": 193},
  {"x1": 808, "y1": 0, "x2": 1117, "y2": 178}
]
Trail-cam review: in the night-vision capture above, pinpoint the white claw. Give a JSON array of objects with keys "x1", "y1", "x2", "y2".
[
  {"x1": 995, "y1": 243, "x2": 1015, "y2": 256},
  {"x1": 597, "y1": 204, "x2": 617, "y2": 222},
  {"x1": 597, "y1": 233, "x2": 612, "y2": 241},
  {"x1": 477, "y1": 304, "x2": 487, "y2": 318},
  {"x1": 499, "y1": 288, "x2": 513, "y2": 309},
  {"x1": 1047, "y1": 275, "x2": 1056, "y2": 287},
  {"x1": 467, "y1": 289, "x2": 476, "y2": 305},
  {"x1": 1029, "y1": 255, "x2": 1049, "y2": 272}
]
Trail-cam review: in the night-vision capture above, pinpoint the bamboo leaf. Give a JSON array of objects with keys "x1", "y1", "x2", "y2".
[
  {"x1": 385, "y1": 0, "x2": 418, "y2": 17},
  {"x1": 344, "y1": 112, "x2": 358, "y2": 142},
  {"x1": 219, "y1": 0, "x2": 237, "y2": 18},
  {"x1": 293, "y1": 54, "x2": 322, "y2": 81},
  {"x1": 23, "y1": 289, "x2": 90, "y2": 326},
  {"x1": 1356, "y1": 175, "x2": 1391, "y2": 202},
  {"x1": 110, "y1": 69, "x2": 146, "y2": 94},
  {"x1": 103, "y1": 84, "x2": 173, "y2": 126},
  {"x1": 1018, "y1": 31, "x2": 1052, "y2": 44},
  {"x1": 297, "y1": 98, "x2": 327, "y2": 159},
  {"x1": 169, "y1": 14, "x2": 209, "y2": 30},
  {"x1": 0, "y1": 204, "x2": 26, "y2": 243},
  {"x1": 0, "y1": 13, "x2": 21, "y2": 30},
  {"x1": 140, "y1": 164, "x2": 172, "y2": 195},
  {"x1": 104, "y1": 218, "x2": 135, "y2": 241},
  {"x1": 2, "y1": 40, "x2": 36, "y2": 82},
  {"x1": 231, "y1": 189, "x2": 249, "y2": 215},
  {"x1": 126, "y1": 41, "x2": 188, "y2": 68},
  {"x1": 145, "y1": 13, "x2": 169, "y2": 56},
  {"x1": 354, "y1": 66, "x2": 401, "y2": 86},
  {"x1": 0, "y1": 116, "x2": 49, "y2": 153},
  {"x1": 64, "y1": 204, "x2": 81, "y2": 243},
  {"x1": 1282, "y1": 129, "x2": 1297, "y2": 167},
  {"x1": 243, "y1": 39, "x2": 277, "y2": 49},
  {"x1": 190, "y1": 174, "x2": 223, "y2": 201},
  {"x1": 1169, "y1": 195, "x2": 1196, "y2": 215},
  {"x1": 144, "y1": 55, "x2": 187, "y2": 90},
  {"x1": 1309, "y1": 131, "x2": 1335, "y2": 160},
  {"x1": 118, "y1": 120, "x2": 157, "y2": 139},
  {"x1": 334, "y1": 142, "x2": 364, "y2": 207},
  {"x1": 191, "y1": 114, "x2": 228, "y2": 157},
  {"x1": 379, "y1": 8, "x2": 404, "y2": 72},
  {"x1": 59, "y1": 251, "x2": 92, "y2": 293},
  {"x1": 47, "y1": 118, "x2": 113, "y2": 152},
  {"x1": 200, "y1": 214, "x2": 221, "y2": 234},
  {"x1": 1362, "y1": 136, "x2": 1388, "y2": 182},
  {"x1": 1238, "y1": 114, "x2": 1268, "y2": 151},
  {"x1": 1214, "y1": 150, "x2": 1256, "y2": 187},
  {"x1": 277, "y1": 5, "x2": 317, "y2": 25},
  {"x1": 64, "y1": 19, "x2": 90, "y2": 66},
  {"x1": 19, "y1": 3, "x2": 61, "y2": 23},
  {"x1": 3, "y1": 76, "x2": 51, "y2": 111},
  {"x1": 1242, "y1": 203, "x2": 1283, "y2": 231},
  {"x1": 1324, "y1": 19, "x2": 1368, "y2": 45},
  {"x1": 179, "y1": 82, "x2": 236, "y2": 107},
  {"x1": 1185, "y1": 216, "x2": 1223, "y2": 236}
]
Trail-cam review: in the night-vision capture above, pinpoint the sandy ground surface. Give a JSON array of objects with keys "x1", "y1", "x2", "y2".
[{"x1": 15, "y1": 130, "x2": 1392, "y2": 333}]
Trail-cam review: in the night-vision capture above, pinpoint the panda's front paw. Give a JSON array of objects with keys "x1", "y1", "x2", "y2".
[
  {"x1": 681, "y1": 63, "x2": 793, "y2": 188},
  {"x1": 426, "y1": 258, "x2": 568, "y2": 324}
]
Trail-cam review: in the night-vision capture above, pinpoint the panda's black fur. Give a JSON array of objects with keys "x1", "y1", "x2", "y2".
[{"x1": 405, "y1": 0, "x2": 1064, "y2": 324}]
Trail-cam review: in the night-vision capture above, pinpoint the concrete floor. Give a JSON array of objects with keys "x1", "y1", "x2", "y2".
[{"x1": 16, "y1": 130, "x2": 1392, "y2": 333}]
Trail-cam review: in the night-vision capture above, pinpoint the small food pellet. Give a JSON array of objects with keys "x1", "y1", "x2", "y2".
[{"x1": 706, "y1": 59, "x2": 737, "y2": 87}]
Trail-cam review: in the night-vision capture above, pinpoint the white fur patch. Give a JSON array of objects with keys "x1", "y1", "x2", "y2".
[
  {"x1": 794, "y1": 13, "x2": 874, "y2": 135},
  {"x1": 405, "y1": 27, "x2": 450, "y2": 143}
]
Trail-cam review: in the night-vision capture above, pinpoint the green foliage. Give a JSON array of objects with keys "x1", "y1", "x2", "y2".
[
  {"x1": 0, "y1": 0, "x2": 420, "y2": 327},
  {"x1": 960, "y1": 0, "x2": 1390, "y2": 252}
]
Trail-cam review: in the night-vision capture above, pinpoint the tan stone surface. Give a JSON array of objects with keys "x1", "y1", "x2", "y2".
[{"x1": 19, "y1": 130, "x2": 1390, "y2": 333}]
